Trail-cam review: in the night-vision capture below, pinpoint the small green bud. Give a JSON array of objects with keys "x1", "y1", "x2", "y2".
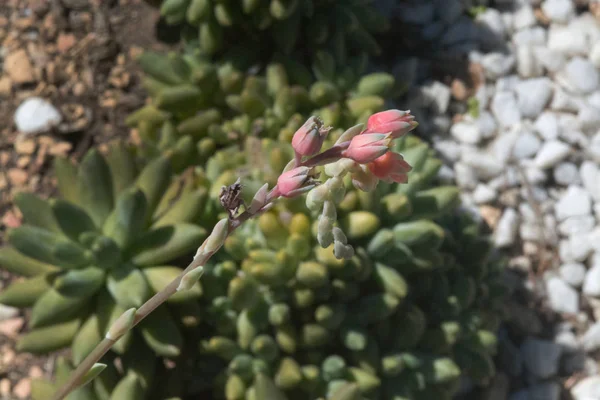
[
  {"x1": 250, "y1": 335, "x2": 279, "y2": 362},
  {"x1": 228, "y1": 354, "x2": 254, "y2": 382},
  {"x1": 302, "y1": 324, "x2": 330, "y2": 348},
  {"x1": 296, "y1": 261, "x2": 329, "y2": 288},
  {"x1": 106, "y1": 308, "x2": 136, "y2": 340},
  {"x1": 177, "y1": 266, "x2": 205, "y2": 292},
  {"x1": 225, "y1": 374, "x2": 246, "y2": 400},
  {"x1": 315, "y1": 304, "x2": 346, "y2": 330}
]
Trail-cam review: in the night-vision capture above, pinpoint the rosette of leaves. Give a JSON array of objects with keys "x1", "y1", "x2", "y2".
[
  {"x1": 148, "y1": 0, "x2": 389, "y2": 65},
  {"x1": 176, "y1": 135, "x2": 505, "y2": 399},
  {"x1": 0, "y1": 141, "x2": 212, "y2": 399},
  {"x1": 125, "y1": 49, "x2": 398, "y2": 171}
]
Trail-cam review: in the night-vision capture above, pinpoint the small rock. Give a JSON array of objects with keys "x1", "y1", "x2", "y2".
[
  {"x1": 555, "y1": 185, "x2": 592, "y2": 220},
  {"x1": 450, "y1": 121, "x2": 481, "y2": 144},
  {"x1": 462, "y1": 150, "x2": 505, "y2": 180},
  {"x1": 455, "y1": 162, "x2": 479, "y2": 189},
  {"x1": 542, "y1": 0, "x2": 575, "y2": 23},
  {"x1": 581, "y1": 161, "x2": 600, "y2": 200},
  {"x1": 434, "y1": 140, "x2": 462, "y2": 162},
  {"x1": 548, "y1": 25, "x2": 589, "y2": 56},
  {"x1": 3, "y1": 49, "x2": 35, "y2": 84},
  {"x1": 495, "y1": 208, "x2": 519, "y2": 248},
  {"x1": 477, "y1": 111, "x2": 497, "y2": 139},
  {"x1": 0, "y1": 318, "x2": 24, "y2": 338},
  {"x1": 580, "y1": 322, "x2": 600, "y2": 351},
  {"x1": 506, "y1": 300, "x2": 543, "y2": 336},
  {"x1": 7, "y1": 169, "x2": 28, "y2": 187},
  {"x1": 14, "y1": 97, "x2": 62, "y2": 135},
  {"x1": 480, "y1": 205, "x2": 503, "y2": 229},
  {"x1": 0, "y1": 304, "x2": 18, "y2": 321},
  {"x1": 14, "y1": 139, "x2": 36, "y2": 155},
  {"x1": 517, "y1": 45, "x2": 543, "y2": 78},
  {"x1": 560, "y1": 263, "x2": 587, "y2": 287},
  {"x1": 420, "y1": 81, "x2": 451, "y2": 114},
  {"x1": 590, "y1": 41, "x2": 600, "y2": 68},
  {"x1": 482, "y1": 53, "x2": 516, "y2": 80},
  {"x1": 515, "y1": 77, "x2": 553, "y2": 118},
  {"x1": 579, "y1": 105, "x2": 600, "y2": 132},
  {"x1": 534, "y1": 140, "x2": 571, "y2": 169},
  {"x1": 482, "y1": 373, "x2": 510, "y2": 400},
  {"x1": 513, "y1": 5, "x2": 537, "y2": 30},
  {"x1": 57, "y1": 32, "x2": 76, "y2": 53},
  {"x1": 12, "y1": 378, "x2": 30, "y2": 399},
  {"x1": 477, "y1": 8, "x2": 506, "y2": 38},
  {"x1": 513, "y1": 26, "x2": 547, "y2": 46},
  {"x1": 0, "y1": 77, "x2": 12, "y2": 97},
  {"x1": 572, "y1": 376, "x2": 600, "y2": 400},
  {"x1": 534, "y1": 46, "x2": 566, "y2": 72},
  {"x1": 534, "y1": 112, "x2": 560, "y2": 140},
  {"x1": 546, "y1": 276, "x2": 579, "y2": 314},
  {"x1": 492, "y1": 128, "x2": 519, "y2": 163},
  {"x1": 0, "y1": 379, "x2": 9, "y2": 397},
  {"x1": 473, "y1": 184, "x2": 497, "y2": 204},
  {"x1": 583, "y1": 264, "x2": 600, "y2": 297},
  {"x1": 491, "y1": 91, "x2": 522, "y2": 128},
  {"x1": 513, "y1": 130, "x2": 542, "y2": 159},
  {"x1": 553, "y1": 162, "x2": 579, "y2": 185},
  {"x1": 564, "y1": 57, "x2": 600, "y2": 94},
  {"x1": 555, "y1": 329, "x2": 580, "y2": 352},
  {"x1": 559, "y1": 215, "x2": 596, "y2": 236},
  {"x1": 520, "y1": 338, "x2": 562, "y2": 379}
]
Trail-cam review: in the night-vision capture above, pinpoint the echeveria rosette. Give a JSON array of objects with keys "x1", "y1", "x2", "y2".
[
  {"x1": 183, "y1": 132, "x2": 505, "y2": 399},
  {"x1": 127, "y1": 52, "x2": 397, "y2": 171},
  {"x1": 149, "y1": 0, "x2": 389, "y2": 67},
  {"x1": 0, "y1": 141, "x2": 212, "y2": 398}
]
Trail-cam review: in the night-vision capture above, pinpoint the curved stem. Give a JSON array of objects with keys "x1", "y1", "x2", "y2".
[{"x1": 52, "y1": 211, "x2": 253, "y2": 400}]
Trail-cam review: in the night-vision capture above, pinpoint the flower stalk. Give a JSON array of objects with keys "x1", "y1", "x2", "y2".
[{"x1": 51, "y1": 110, "x2": 417, "y2": 400}]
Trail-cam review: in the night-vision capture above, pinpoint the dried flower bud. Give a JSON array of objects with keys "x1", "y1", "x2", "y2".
[
  {"x1": 106, "y1": 308, "x2": 137, "y2": 340},
  {"x1": 248, "y1": 183, "x2": 269, "y2": 214},
  {"x1": 177, "y1": 266, "x2": 205, "y2": 292}
]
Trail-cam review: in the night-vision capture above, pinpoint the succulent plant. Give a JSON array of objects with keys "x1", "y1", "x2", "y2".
[
  {"x1": 165, "y1": 133, "x2": 506, "y2": 399},
  {"x1": 148, "y1": 0, "x2": 389, "y2": 65},
  {"x1": 0, "y1": 141, "x2": 216, "y2": 399},
  {"x1": 126, "y1": 49, "x2": 399, "y2": 171}
]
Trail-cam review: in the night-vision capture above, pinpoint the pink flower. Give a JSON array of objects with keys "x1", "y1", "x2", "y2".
[
  {"x1": 368, "y1": 152, "x2": 412, "y2": 183},
  {"x1": 291, "y1": 116, "x2": 328, "y2": 156},
  {"x1": 351, "y1": 165, "x2": 379, "y2": 192},
  {"x1": 365, "y1": 110, "x2": 418, "y2": 138},
  {"x1": 276, "y1": 166, "x2": 318, "y2": 198},
  {"x1": 342, "y1": 133, "x2": 391, "y2": 164}
]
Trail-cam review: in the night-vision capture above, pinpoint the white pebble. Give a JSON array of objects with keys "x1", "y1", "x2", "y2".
[
  {"x1": 578, "y1": 105, "x2": 600, "y2": 132},
  {"x1": 492, "y1": 91, "x2": 522, "y2": 128},
  {"x1": 513, "y1": 5, "x2": 537, "y2": 30},
  {"x1": 547, "y1": 25, "x2": 588, "y2": 56},
  {"x1": 477, "y1": 111, "x2": 498, "y2": 139},
  {"x1": 559, "y1": 263, "x2": 586, "y2": 288},
  {"x1": 515, "y1": 77, "x2": 553, "y2": 118},
  {"x1": 482, "y1": 53, "x2": 516, "y2": 80},
  {"x1": 473, "y1": 184, "x2": 497, "y2": 204},
  {"x1": 534, "y1": 112, "x2": 560, "y2": 140},
  {"x1": 534, "y1": 46, "x2": 566, "y2": 73},
  {"x1": 584, "y1": 264, "x2": 600, "y2": 297},
  {"x1": 580, "y1": 161, "x2": 600, "y2": 201},
  {"x1": 533, "y1": 140, "x2": 571, "y2": 169},
  {"x1": 516, "y1": 45, "x2": 543, "y2": 78},
  {"x1": 564, "y1": 57, "x2": 600, "y2": 94},
  {"x1": 454, "y1": 162, "x2": 479, "y2": 189},
  {"x1": 553, "y1": 162, "x2": 579, "y2": 186},
  {"x1": 14, "y1": 97, "x2": 62, "y2": 135},
  {"x1": 590, "y1": 41, "x2": 600, "y2": 68},
  {"x1": 546, "y1": 276, "x2": 579, "y2": 314},
  {"x1": 555, "y1": 185, "x2": 592, "y2": 220},
  {"x1": 450, "y1": 121, "x2": 482, "y2": 144},
  {"x1": 462, "y1": 150, "x2": 505, "y2": 180},
  {"x1": 513, "y1": 130, "x2": 542, "y2": 159},
  {"x1": 495, "y1": 208, "x2": 520, "y2": 247},
  {"x1": 541, "y1": 0, "x2": 575, "y2": 23},
  {"x1": 559, "y1": 216, "x2": 596, "y2": 236}
]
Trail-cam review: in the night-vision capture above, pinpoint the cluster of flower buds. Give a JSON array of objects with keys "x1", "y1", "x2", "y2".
[{"x1": 288, "y1": 109, "x2": 418, "y2": 259}]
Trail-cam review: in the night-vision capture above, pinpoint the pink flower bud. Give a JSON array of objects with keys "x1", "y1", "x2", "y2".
[
  {"x1": 368, "y1": 152, "x2": 412, "y2": 183},
  {"x1": 342, "y1": 133, "x2": 391, "y2": 164},
  {"x1": 365, "y1": 109, "x2": 418, "y2": 138},
  {"x1": 291, "y1": 116, "x2": 329, "y2": 156},
  {"x1": 276, "y1": 166, "x2": 317, "y2": 198}
]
